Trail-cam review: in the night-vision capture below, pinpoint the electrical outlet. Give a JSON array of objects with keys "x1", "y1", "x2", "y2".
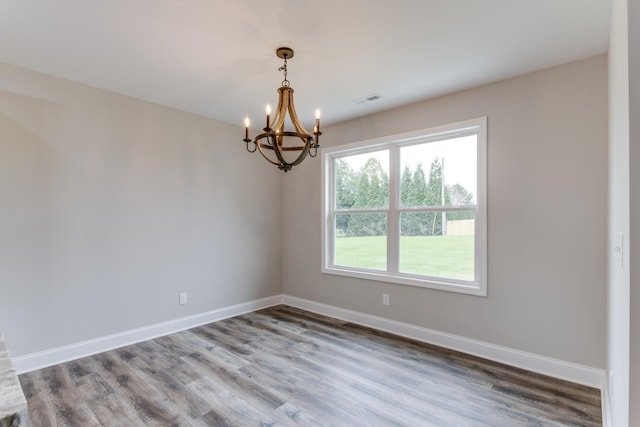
[
  {"x1": 179, "y1": 292, "x2": 188, "y2": 305},
  {"x1": 383, "y1": 293, "x2": 390, "y2": 306}
]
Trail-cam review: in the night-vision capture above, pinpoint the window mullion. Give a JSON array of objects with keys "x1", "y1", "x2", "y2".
[{"x1": 388, "y1": 145, "x2": 399, "y2": 273}]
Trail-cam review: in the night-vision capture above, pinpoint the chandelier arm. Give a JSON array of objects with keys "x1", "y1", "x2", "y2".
[
  {"x1": 273, "y1": 136, "x2": 313, "y2": 171},
  {"x1": 251, "y1": 133, "x2": 315, "y2": 171},
  {"x1": 287, "y1": 137, "x2": 313, "y2": 167},
  {"x1": 269, "y1": 133, "x2": 290, "y2": 167},
  {"x1": 270, "y1": 87, "x2": 289, "y2": 132},
  {"x1": 258, "y1": 132, "x2": 313, "y2": 150},
  {"x1": 258, "y1": 131, "x2": 313, "y2": 170},
  {"x1": 254, "y1": 134, "x2": 283, "y2": 167},
  {"x1": 286, "y1": 88, "x2": 313, "y2": 137},
  {"x1": 246, "y1": 140, "x2": 257, "y2": 153}
]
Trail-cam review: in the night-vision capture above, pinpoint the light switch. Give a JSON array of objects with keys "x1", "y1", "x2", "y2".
[{"x1": 615, "y1": 232, "x2": 624, "y2": 268}]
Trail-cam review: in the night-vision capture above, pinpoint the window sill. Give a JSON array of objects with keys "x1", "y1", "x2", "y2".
[{"x1": 321, "y1": 265, "x2": 487, "y2": 297}]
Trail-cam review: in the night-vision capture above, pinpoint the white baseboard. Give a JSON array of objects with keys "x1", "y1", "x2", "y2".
[
  {"x1": 14, "y1": 293, "x2": 606, "y2": 395},
  {"x1": 12, "y1": 295, "x2": 283, "y2": 374},
  {"x1": 282, "y1": 295, "x2": 607, "y2": 390},
  {"x1": 601, "y1": 376, "x2": 612, "y2": 427}
]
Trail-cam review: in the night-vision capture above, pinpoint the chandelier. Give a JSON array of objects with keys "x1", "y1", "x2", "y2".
[{"x1": 243, "y1": 47, "x2": 321, "y2": 172}]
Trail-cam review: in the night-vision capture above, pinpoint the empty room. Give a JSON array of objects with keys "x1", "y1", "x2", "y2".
[{"x1": 1, "y1": 1, "x2": 638, "y2": 426}]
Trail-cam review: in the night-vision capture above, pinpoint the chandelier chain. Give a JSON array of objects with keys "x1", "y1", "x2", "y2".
[{"x1": 278, "y1": 55, "x2": 290, "y2": 87}]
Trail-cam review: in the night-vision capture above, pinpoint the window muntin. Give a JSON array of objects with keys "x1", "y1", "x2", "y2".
[{"x1": 322, "y1": 117, "x2": 487, "y2": 296}]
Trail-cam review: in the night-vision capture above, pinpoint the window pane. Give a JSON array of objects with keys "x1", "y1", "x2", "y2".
[
  {"x1": 399, "y1": 211, "x2": 475, "y2": 281},
  {"x1": 334, "y1": 150, "x2": 389, "y2": 209},
  {"x1": 399, "y1": 136, "x2": 477, "y2": 208},
  {"x1": 335, "y1": 213, "x2": 387, "y2": 270}
]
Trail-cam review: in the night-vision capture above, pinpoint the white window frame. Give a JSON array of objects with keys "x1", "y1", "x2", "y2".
[{"x1": 321, "y1": 117, "x2": 487, "y2": 296}]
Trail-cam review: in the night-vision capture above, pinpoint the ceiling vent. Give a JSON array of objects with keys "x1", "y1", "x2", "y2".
[{"x1": 351, "y1": 94, "x2": 381, "y2": 104}]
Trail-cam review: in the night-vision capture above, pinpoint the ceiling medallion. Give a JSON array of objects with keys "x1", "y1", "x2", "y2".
[{"x1": 243, "y1": 47, "x2": 321, "y2": 172}]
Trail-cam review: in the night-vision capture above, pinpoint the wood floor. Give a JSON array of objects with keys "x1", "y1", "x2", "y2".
[{"x1": 19, "y1": 305, "x2": 602, "y2": 426}]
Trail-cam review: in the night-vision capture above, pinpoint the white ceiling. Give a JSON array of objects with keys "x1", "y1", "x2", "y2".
[{"x1": 0, "y1": 0, "x2": 610, "y2": 126}]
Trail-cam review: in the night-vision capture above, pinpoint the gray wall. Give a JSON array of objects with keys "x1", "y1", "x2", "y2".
[
  {"x1": 283, "y1": 56, "x2": 608, "y2": 369},
  {"x1": 0, "y1": 64, "x2": 283, "y2": 357}
]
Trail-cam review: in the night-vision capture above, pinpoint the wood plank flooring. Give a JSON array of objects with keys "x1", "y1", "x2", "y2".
[{"x1": 19, "y1": 305, "x2": 602, "y2": 426}]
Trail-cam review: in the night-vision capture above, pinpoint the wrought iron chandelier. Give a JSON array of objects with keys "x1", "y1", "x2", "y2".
[{"x1": 243, "y1": 47, "x2": 321, "y2": 172}]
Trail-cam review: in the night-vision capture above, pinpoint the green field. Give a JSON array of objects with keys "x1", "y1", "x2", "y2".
[{"x1": 335, "y1": 235, "x2": 474, "y2": 280}]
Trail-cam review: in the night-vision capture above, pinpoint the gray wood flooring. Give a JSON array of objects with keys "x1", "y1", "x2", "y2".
[{"x1": 19, "y1": 305, "x2": 602, "y2": 426}]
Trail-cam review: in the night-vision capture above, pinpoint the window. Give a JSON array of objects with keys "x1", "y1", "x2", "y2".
[{"x1": 321, "y1": 118, "x2": 487, "y2": 296}]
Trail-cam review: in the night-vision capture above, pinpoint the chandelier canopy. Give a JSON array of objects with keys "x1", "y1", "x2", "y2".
[{"x1": 243, "y1": 47, "x2": 321, "y2": 172}]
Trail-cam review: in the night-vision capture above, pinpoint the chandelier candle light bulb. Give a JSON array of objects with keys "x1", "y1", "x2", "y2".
[
  {"x1": 265, "y1": 104, "x2": 272, "y2": 129},
  {"x1": 315, "y1": 109, "x2": 321, "y2": 133},
  {"x1": 242, "y1": 47, "x2": 322, "y2": 172}
]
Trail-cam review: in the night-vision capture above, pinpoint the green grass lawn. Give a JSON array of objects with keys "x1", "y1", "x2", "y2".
[{"x1": 335, "y1": 235, "x2": 474, "y2": 281}]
